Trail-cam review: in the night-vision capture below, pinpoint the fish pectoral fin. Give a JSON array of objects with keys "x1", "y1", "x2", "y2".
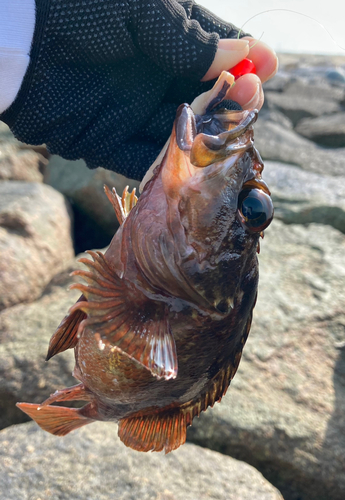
[
  {"x1": 46, "y1": 294, "x2": 87, "y2": 361},
  {"x1": 118, "y1": 410, "x2": 187, "y2": 454},
  {"x1": 70, "y1": 250, "x2": 178, "y2": 381},
  {"x1": 16, "y1": 403, "x2": 95, "y2": 436}
]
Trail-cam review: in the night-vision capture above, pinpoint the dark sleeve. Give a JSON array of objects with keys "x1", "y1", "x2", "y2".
[
  {"x1": 0, "y1": 0, "x2": 248, "y2": 180},
  {"x1": 177, "y1": 0, "x2": 250, "y2": 39}
]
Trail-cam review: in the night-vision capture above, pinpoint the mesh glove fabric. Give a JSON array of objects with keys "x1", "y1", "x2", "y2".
[{"x1": 0, "y1": 0, "x2": 247, "y2": 180}]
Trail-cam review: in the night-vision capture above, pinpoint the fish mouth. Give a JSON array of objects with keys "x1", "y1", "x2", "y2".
[
  {"x1": 139, "y1": 71, "x2": 257, "y2": 192},
  {"x1": 175, "y1": 103, "x2": 258, "y2": 169}
]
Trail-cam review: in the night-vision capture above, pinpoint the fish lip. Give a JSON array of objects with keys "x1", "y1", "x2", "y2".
[
  {"x1": 176, "y1": 104, "x2": 258, "y2": 154},
  {"x1": 197, "y1": 109, "x2": 258, "y2": 151},
  {"x1": 188, "y1": 108, "x2": 258, "y2": 169},
  {"x1": 175, "y1": 104, "x2": 196, "y2": 152}
]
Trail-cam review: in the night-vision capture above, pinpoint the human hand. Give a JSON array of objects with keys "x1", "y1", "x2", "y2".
[
  {"x1": 203, "y1": 37, "x2": 278, "y2": 111},
  {"x1": 0, "y1": 0, "x2": 278, "y2": 180}
]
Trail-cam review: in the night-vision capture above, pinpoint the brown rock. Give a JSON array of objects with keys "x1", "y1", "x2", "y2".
[
  {"x1": 0, "y1": 182, "x2": 74, "y2": 310},
  {"x1": 0, "y1": 143, "x2": 48, "y2": 182},
  {"x1": 0, "y1": 123, "x2": 48, "y2": 182}
]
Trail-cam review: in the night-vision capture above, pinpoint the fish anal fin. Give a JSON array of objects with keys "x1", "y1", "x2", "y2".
[
  {"x1": 180, "y1": 363, "x2": 237, "y2": 430},
  {"x1": 118, "y1": 363, "x2": 236, "y2": 454},
  {"x1": 46, "y1": 294, "x2": 87, "y2": 361},
  {"x1": 16, "y1": 403, "x2": 95, "y2": 436},
  {"x1": 71, "y1": 252, "x2": 178, "y2": 380},
  {"x1": 118, "y1": 410, "x2": 186, "y2": 454}
]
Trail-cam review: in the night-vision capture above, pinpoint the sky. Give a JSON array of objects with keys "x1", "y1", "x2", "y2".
[{"x1": 197, "y1": 0, "x2": 345, "y2": 55}]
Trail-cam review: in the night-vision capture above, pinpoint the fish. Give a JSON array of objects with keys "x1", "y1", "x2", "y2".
[{"x1": 17, "y1": 72, "x2": 273, "y2": 453}]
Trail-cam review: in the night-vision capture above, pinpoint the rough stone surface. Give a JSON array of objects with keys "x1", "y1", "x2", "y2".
[
  {"x1": 0, "y1": 122, "x2": 48, "y2": 181},
  {"x1": 0, "y1": 256, "x2": 85, "y2": 429},
  {"x1": 0, "y1": 143, "x2": 47, "y2": 182},
  {"x1": 263, "y1": 160, "x2": 345, "y2": 233},
  {"x1": 283, "y1": 79, "x2": 345, "y2": 104},
  {"x1": 254, "y1": 119, "x2": 345, "y2": 176},
  {"x1": 0, "y1": 422, "x2": 284, "y2": 500},
  {"x1": 265, "y1": 91, "x2": 342, "y2": 125},
  {"x1": 262, "y1": 72, "x2": 291, "y2": 92},
  {"x1": 0, "y1": 182, "x2": 74, "y2": 310},
  {"x1": 296, "y1": 112, "x2": 345, "y2": 148},
  {"x1": 188, "y1": 221, "x2": 345, "y2": 500},
  {"x1": 44, "y1": 156, "x2": 139, "y2": 236}
]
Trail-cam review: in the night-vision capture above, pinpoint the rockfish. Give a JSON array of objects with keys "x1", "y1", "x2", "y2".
[{"x1": 17, "y1": 72, "x2": 273, "y2": 453}]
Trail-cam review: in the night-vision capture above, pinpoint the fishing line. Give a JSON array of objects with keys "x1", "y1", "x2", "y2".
[{"x1": 237, "y1": 8, "x2": 345, "y2": 52}]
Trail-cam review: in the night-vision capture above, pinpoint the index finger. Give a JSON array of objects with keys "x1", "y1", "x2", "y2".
[{"x1": 242, "y1": 36, "x2": 279, "y2": 83}]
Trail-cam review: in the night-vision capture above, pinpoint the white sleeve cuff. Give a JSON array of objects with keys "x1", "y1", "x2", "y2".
[{"x1": 0, "y1": 0, "x2": 36, "y2": 114}]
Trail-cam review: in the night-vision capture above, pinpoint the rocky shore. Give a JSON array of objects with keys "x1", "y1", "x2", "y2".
[{"x1": 1, "y1": 53, "x2": 344, "y2": 500}]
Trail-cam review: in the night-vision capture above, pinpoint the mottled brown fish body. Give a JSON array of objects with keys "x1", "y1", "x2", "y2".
[{"x1": 17, "y1": 73, "x2": 273, "y2": 453}]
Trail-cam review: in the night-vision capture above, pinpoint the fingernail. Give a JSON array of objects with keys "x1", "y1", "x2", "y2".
[
  {"x1": 242, "y1": 82, "x2": 262, "y2": 110},
  {"x1": 218, "y1": 38, "x2": 250, "y2": 51}
]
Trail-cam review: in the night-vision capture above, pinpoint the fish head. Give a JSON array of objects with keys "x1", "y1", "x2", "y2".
[{"x1": 159, "y1": 81, "x2": 273, "y2": 315}]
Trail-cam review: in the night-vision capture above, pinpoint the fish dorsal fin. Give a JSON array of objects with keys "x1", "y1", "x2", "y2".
[
  {"x1": 70, "y1": 251, "x2": 178, "y2": 380},
  {"x1": 104, "y1": 185, "x2": 137, "y2": 225},
  {"x1": 46, "y1": 295, "x2": 87, "y2": 360}
]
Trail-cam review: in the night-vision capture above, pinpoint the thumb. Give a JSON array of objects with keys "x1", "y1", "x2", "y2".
[{"x1": 201, "y1": 38, "x2": 250, "y2": 81}]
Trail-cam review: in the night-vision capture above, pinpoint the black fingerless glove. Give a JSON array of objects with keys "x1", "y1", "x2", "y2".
[{"x1": 0, "y1": 0, "x2": 247, "y2": 180}]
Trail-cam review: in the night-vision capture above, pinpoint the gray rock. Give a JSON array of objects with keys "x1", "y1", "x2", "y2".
[
  {"x1": 254, "y1": 119, "x2": 345, "y2": 176},
  {"x1": 265, "y1": 91, "x2": 342, "y2": 126},
  {"x1": 257, "y1": 109, "x2": 293, "y2": 130},
  {"x1": 262, "y1": 72, "x2": 291, "y2": 92},
  {"x1": 188, "y1": 221, "x2": 345, "y2": 500},
  {"x1": 296, "y1": 112, "x2": 345, "y2": 148},
  {"x1": 326, "y1": 68, "x2": 345, "y2": 85},
  {"x1": 263, "y1": 160, "x2": 345, "y2": 233},
  {"x1": 0, "y1": 182, "x2": 74, "y2": 310},
  {"x1": 44, "y1": 156, "x2": 139, "y2": 236},
  {"x1": 0, "y1": 422, "x2": 284, "y2": 500},
  {"x1": 0, "y1": 256, "x2": 83, "y2": 429},
  {"x1": 284, "y1": 79, "x2": 345, "y2": 103}
]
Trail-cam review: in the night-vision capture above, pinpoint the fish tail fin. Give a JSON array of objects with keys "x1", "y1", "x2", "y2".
[
  {"x1": 46, "y1": 295, "x2": 87, "y2": 360},
  {"x1": 118, "y1": 410, "x2": 187, "y2": 454},
  {"x1": 16, "y1": 403, "x2": 95, "y2": 436}
]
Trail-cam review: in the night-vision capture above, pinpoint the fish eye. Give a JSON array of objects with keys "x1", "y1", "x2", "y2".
[{"x1": 237, "y1": 187, "x2": 274, "y2": 232}]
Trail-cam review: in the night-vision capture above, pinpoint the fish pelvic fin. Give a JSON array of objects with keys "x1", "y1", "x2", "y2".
[
  {"x1": 16, "y1": 403, "x2": 95, "y2": 436},
  {"x1": 46, "y1": 294, "x2": 87, "y2": 361},
  {"x1": 104, "y1": 185, "x2": 137, "y2": 225},
  {"x1": 39, "y1": 383, "x2": 92, "y2": 407},
  {"x1": 70, "y1": 250, "x2": 178, "y2": 381},
  {"x1": 118, "y1": 410, "x2": 187, "y2": 454}
]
